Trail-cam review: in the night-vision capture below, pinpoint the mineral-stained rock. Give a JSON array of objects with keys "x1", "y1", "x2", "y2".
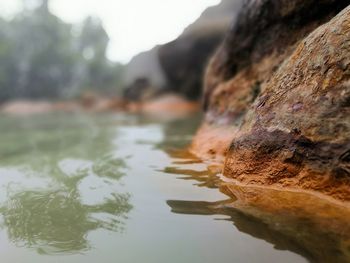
[
  {"x1": 224, "y1": 6, "x2": 350, "y2": 201},
  {"x1": 192, "y1": 1, "x2": 350, "y2": 202},
  {"x1": 204, "y1": 0, "x2": 350, "y2": 119},
  {"x1": 195, "y1": 0, "x2": 350, "y2": 161},
  {"x1": 191, "y1": 123, "x2": 237, "y2": 163}
]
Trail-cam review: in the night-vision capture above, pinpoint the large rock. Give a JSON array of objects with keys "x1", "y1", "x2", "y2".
[
  {"x1": 225, "y1": 6, "x2": 350, "y2": 201},
  {"x1": 123, "y1": 0, "x2": 244, "y2": 101},
  {"x1": 203, "y1": 0, "x2": 350, "y2": 118},
  {"x1": 192, "y1": 0, "x2": 350, "y2": 202},
  {"x1": 158, "y1": 0, "x2": 243, "y2": 100},
  {"x1": 123, "y1": 46, "x2": 167, "y2": 101}
]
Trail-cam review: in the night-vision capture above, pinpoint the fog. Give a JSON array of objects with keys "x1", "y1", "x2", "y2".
[{"x1": 0, "y1": 0, "x2": 220, "y2": 63}]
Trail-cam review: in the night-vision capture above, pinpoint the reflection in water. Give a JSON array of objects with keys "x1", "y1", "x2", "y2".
[
  {"x1": 163, "y1": 163, "x2": 221, "y2": 189},
  {"x1": 0, "y1": 189, "x2": 131, "y2": 255},
  {"x1": 164, "y1": 150, "x2": 350, "y2": 263},
  {"x1": 0, "y1": 112, "x2": 348, "y2": 262},
  {"x1": 0, "y1": 113, "x2": 133, "y2": 254}
]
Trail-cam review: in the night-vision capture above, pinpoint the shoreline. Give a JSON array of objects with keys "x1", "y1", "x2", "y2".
[{"x1": 0, "y1": 93, "x2": 200, "y2": 118}]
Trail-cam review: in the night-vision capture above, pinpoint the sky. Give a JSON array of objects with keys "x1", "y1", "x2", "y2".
[{"x1": 0, "y1": 0, "x2": 220, "y2": 63}]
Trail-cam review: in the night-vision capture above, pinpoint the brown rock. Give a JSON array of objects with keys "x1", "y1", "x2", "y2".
[
  {"x1": 190, "y1": 123, "x2": 237, "y2": 163},
  {"x1": 224, "y1": 7, "x2": 350, "y2": 201},
  {"x1": 193, "y1": 1, "x2": 350, "y2": 202},
  {"x1": 203, "y1": 0, "x2": 349, "y2": 119},
  {"x1": 136, "y1": 94, "x2": 199, "y2": 119}
]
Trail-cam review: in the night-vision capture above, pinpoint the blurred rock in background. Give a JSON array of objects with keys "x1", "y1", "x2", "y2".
[{"x1": 124, "y1": 0, "x2": 244, "y2": 102}]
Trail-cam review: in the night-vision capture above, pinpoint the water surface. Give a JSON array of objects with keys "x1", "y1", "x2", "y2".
[{"x1": 0, "y1": 112, "x2": 318, "y2": 262}]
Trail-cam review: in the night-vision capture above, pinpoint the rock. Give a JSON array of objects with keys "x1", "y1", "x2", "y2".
[
  {"x1": 194, "y1": 0, "x2": 350, "y2": 160},
  {"x1": 127, "y1": 94, "x2": 199, "y2": 120},
  {"x1": 123, "y1": 77, "x2": 163, "y2": 102},
  {"x1": 191, "y1": 123, "x2": 237, "y2": 163},
  {"x1": 124, "y1": 0, "x2": 244, "y2": 101},
  {"x1": 80, "y1": 92, "x2": 126, "y2": 112},
  {"x1": 203, "y1": 0, "x2": 350, "y2": 118},
  {"x1": 141, "y1": 94, "x2": 198, "y2": 114},
  {"x1": 158, "y1": 0, "x2": 243, "y2": 100},
  {"x1": 123, "y1": 46, "x2": 167, "y2": 101},
  {"x1": 192, "y1": 0, "x2": 350, "y2": 202},
  {"x1": 225, "y1": 6, "x2": 350, "y2": 201}
]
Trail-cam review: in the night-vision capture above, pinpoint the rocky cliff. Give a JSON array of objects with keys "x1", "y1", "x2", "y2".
[
  {"x1": 124, "y1": 0, "x2": 243, "y2": 101},
  {"x1": 123, "y1": 46, "x2": 167, "y2": 101},
  {"x1": 158, "y1": 0, "x2": 243, "y2": 100},
  {"x1": 191, "y1": 0, "x2": 350, "y2": 202}
]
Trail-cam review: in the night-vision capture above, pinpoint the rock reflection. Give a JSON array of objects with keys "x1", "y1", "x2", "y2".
[
  {"x1": 165, "y1": 150, "x2": 350, "y2": 263},
  {"x1": 163, "y1": 150, "x2": 223, "y2": 189},
  {"x1": 0, "y1": 114, "x2": 133, "y2": 255},
  {"x1": 0, "y1": 189, "x2": 131, "y2": 255}
]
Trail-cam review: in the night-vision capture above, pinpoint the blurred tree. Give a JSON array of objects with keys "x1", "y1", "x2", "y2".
[
  {"x1": 78, "y1": 16, "x2": 125, "y2": 94},
  {"x1": 41, "y1": 0, "x2": 49, "y2": 13},
  {"x1": 0, "y1": 0, "x2": 125, "y2": 102},
  {"x1": 0, "y1": 18, "x2": 17, "y2": 101},
  {"x1": 10, "y1": 2, "x2": 78, "y2": 99}
]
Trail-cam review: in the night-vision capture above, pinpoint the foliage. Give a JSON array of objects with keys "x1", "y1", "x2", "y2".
[{"x1": 0, "y1": 0, "x2": 125, "y2": 102}]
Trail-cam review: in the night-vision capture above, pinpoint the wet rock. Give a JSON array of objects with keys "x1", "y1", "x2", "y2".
[
  {"x1": 193, "y1": 1, "x2": 350, "y2": 202},
  {"x1": 191, "y1": 123, "x2": 237, "y2": 163},
  {"x1": 225, "y1": 7, "x2": 350, "y2": 201},
  {"x1": 203, "y1": 0, "x2": 350, "y2": 119}
]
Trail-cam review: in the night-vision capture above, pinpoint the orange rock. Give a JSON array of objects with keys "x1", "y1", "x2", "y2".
[
  {"x1": 193, "y1": 1, "x2": 350, "y2": 203},
  {"x1": 190, "y1": 123, "x2": 237, "y2": 163},
  {"x1": 224, "y1": 7, "x2": 350, "y2": 202},
  {"x1": 139, "y1": 94, "x2": 199, "y2": 118}
]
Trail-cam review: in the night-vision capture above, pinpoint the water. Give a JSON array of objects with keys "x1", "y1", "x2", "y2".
[{"x1": 0, "y1": 112, "x2": 343, "y2": 263}]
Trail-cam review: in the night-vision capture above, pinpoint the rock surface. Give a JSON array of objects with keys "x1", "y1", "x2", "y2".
[{"x1": 192, "y1": 0, "x2": 350, "y2": 202}]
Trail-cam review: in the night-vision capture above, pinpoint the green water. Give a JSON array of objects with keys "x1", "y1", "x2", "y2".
[{"x1": 0, "y1": 112, "x2": 323, "y2": 262}]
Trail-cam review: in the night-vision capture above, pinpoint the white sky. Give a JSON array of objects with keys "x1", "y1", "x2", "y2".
[{"x1": 0, "y1": 0, "x2": 220, "y2": 63}]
